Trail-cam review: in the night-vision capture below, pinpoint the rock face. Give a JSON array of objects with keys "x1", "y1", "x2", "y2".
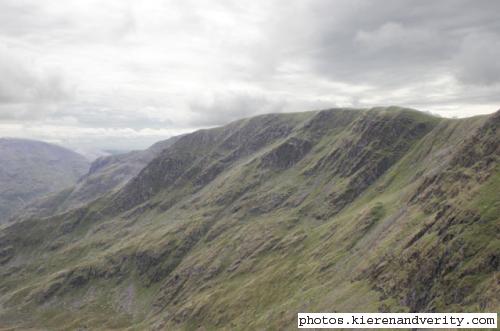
[
  {"x1": 363, "y1": 110, "x2": 500, "y2": 312},
  {"x1": 0, "y1": 138, "x2": 89, "y2": 223},
  {"x1": 109, "y1": 113, "x2": 303, "y2": 214},
  {"x1": 0, "y1": 107, "x2": 498, "y2": 330},
  {"x1": 260, "y1": 137, "x2": 313, "y2": 170}
]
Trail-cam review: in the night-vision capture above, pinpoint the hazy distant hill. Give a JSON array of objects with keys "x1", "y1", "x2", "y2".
[
  {"x1": 0, "y1": 138, "x2": 89, "y2": 223},
  {"x1": 0, "y1": 107, "x2": 498, "y2": 330},
  {"x1": 22, "y1": 136, "x2": 181, "y2": 217}
]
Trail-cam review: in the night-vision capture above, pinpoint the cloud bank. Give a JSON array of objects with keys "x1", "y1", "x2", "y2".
[{"x1": 0, "y1": 0, "x2": 499, "y2": 150}]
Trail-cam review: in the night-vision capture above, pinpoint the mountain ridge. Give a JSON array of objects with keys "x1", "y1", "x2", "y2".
[{"x1": 0, "y1": 107, "x2": 498, "y2": 330}]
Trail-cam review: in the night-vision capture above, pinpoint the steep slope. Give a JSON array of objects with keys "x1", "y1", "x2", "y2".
[
  {"x1": 21, "y1": 136, "x2": 181, "y2": 217},
  {"x1": 0, "y1": 138, "x2": 89, "y2": 223},
  {"x1": 0, "y1": 107, "x2": 498, "y2": 330}
]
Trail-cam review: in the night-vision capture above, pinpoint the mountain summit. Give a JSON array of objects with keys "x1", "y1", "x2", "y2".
[{"x1": 0, "y1": 107, "x2": 498, "y2": 330}]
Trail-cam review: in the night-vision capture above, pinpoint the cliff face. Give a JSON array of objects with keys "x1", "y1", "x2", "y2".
[
  {"x1": 0, "y1": 107, "x2": 498, "y2": 330},
  {"x1": 363, "y1": 111, "x2": 499, "y2": 312}
]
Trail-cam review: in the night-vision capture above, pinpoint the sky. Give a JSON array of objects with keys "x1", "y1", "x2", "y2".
[{"x1": 0, "y1": 0, "x2": 499, "y2": 152}]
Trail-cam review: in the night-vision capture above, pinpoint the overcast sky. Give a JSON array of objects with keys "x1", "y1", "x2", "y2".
[{"x1": 0, "y1": 0, "x2": 499, "y2": 152}]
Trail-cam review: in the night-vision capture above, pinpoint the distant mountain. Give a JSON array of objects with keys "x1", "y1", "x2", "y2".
[
  {"x1": 0, "y1": 107, "x2": 498, "y2": 330},
  {"x1": 0, "y1": 138, "x2": 89, "y2": 223},
  {"x1": 21, "y1": 136, "x2": 181, "y2": 217}
]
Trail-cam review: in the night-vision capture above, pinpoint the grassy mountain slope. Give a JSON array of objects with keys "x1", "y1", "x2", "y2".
[
  {"x1": 0, "y1": 107, "x2": 498, "y2": 330},
  {"x1": 0, "y1": 138, "x2": 89, "y2": 224}
]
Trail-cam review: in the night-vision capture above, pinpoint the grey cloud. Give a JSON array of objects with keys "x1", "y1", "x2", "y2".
[
  {"x1": 51, "y1": 105, "x2": 174, "y2": 130},
  {"x1": 455, "y1": 32, "x2": 500, "y2": 86},
  {"x1": 0, "y1": 0, "x2": 135, "y2": 45},
  {"x1": 0, "y1": 46, "x2": 72, "y2": 120},
  {"x1": 0, "y1": 1, "x2": 69, "y2": 37},
  {"x1": 0, "y1": 0, "x2": 499, "y2": 151},
  {"x1": 286, "y1": 0, "x2": 500, "y2": 86},
  {"x1": 188, "y1": 93, "x2": 287, "y2": 126}
]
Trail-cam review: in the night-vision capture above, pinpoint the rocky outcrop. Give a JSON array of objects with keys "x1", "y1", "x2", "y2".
[
  {"x1": 110, "y1": 114, "x2": 303, "y2": 214},
  {"x1": 260, "y1": 137, "x2": 313, "y2": 170},
  {"x1": 313, "y1": 110, "x2": 438, "y2": 214},
  {"x1": 361, "y1": 111, "x2": 499, "y2": 312}
]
